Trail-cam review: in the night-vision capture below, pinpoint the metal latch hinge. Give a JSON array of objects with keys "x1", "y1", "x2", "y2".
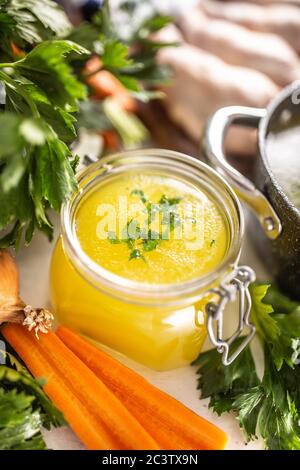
[{"x1": 205, "y1": 266, "x2": 256, "y2": 365}]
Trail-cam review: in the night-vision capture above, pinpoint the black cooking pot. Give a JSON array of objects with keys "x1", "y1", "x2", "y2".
[{"x1": 203, "y1": 81, "x2": 300, "y2": 300}]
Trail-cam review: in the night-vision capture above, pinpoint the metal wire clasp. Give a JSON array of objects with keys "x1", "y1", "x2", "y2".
[{"x1": 205, "y1": 266, "x2": 256, "y2": 365}]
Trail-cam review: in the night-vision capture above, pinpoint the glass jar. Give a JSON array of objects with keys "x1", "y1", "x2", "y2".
[{"x1": 50, "y1": 149, "x2": 256, "y2": 370}]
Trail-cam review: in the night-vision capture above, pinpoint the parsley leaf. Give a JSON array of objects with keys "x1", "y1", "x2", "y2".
[
  {"x1": 0, "y1": 0, "x2": 71, "y2": 58},
  {"x1": 0, "y1": 349, "x2": 65, "y2": 428},
  {"x1": 250, "y1": 284, "x2": 300, "y2": 369},
  {"x1": 259, "y1": 352, "x2": 300, "y2": 450},
  {"x1": 0, "y1": 112, "x2": 77, "y2": 244},
  {"x1": 14, "y1": 40, "x2": 87, "y2": 111},
  {"x1": 193, "y1": 337, "x2": 259, "y2": 412},
  {"x1": 233, "y1": 386, "x2": 264, "y2": 440},
  {"x1": 249, "y1": 284, "x2": 277, "y2": 341},
  {"x1": 264, "y1": 284, "x2": 298, "y2": 314},
  {"x1": 33, "y1": 138, "x2": 78, "y2": 212},
  {"x1": 107, "y1": 231, "x2": 120, "y2": 244},
  {"x1": 71, "y1": 0, "x2": 173, "y2": 95},
  {"x1": 194, "y1": 284, "x2": 300, "y2": 450},
  {"x1": 129, "y1": 248, "x2": 144, "y2": 261},
  {"x1": 0, "y1": 350, "x2": 64, "y2": 449},
  {"x1": 131, "y1": 188, "x2": 147, "y2": 204},
  {"x1": 0, "y1": 388, "x2": 46, "y2": 450},
  {"x1": 0, "y1": 0, "x2": 173, "y2": 248},
  {"x1": 194, "y1": 339, "x2": 300, "y2": 449},
  {"x1": 142, "y1": 238, "x2": 159, "y2": 252},
  {"x1": 101, "y1": 40, "x2": 133, "y2": 71},
  {"x1": 159, "y1": 195, "x2": 182, "y2": 206},
  {"x1": 0, "y1": 33, "x2": 87, "y2": 245}
]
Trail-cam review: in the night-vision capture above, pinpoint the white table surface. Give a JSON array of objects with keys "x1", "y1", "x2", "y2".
[{"x1": 16, "y1": 211, "x2": 268, "y2": 451}]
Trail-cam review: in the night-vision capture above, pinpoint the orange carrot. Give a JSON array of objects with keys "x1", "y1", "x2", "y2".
[
  {"x1": 100, "y1": 129, "x2": 120, "y2": 150},
  {"x1": 84, "y1": 56, "x2": 137, "y2": 113},
  {"x1": 57, "y1": 326, "x2": 228, "y2": 450},
  {"x1": 11, "y1": 42, "x2": 25, "y2": 57},
  {"x1": 2, "y1": 324, "x2": 159, "y2": 450},
  {"x1": 2, "y1": 325, "x2": 108, "y2": 449}
]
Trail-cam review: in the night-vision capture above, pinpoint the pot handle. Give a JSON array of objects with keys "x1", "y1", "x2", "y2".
[{"x1": 203, "y1": 106, "x2": 282, "y2": 239}]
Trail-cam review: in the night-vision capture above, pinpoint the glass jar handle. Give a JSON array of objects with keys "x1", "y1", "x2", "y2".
[
  {"x1": 205, "y1": 266, "x2": 256, "y2": 366},
  {"x1": 203, "y1": 106, "x2": 282, "y2": 240}
]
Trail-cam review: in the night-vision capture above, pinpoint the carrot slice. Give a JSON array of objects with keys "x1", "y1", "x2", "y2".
[
  {"x1": 84, "y1": 56, "x2": 137, "y2": 113},
  {"x1": 2, "y1": 324, "x2": 159, "y2": 450},
  {"x1": 11, "y1": 42, "x2": 25, "y2": 57},
  {"x1": 57, "y1": 326, "x2": 228, "y2": 450},
  {"x1": 2, "y1": 324, "x2": 109, "y2": 449},
  {"x1": 100, "y1": 129, "x2": 120, "y2": 150}
]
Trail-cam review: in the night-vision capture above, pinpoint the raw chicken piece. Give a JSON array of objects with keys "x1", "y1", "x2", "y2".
[
  {"x1": 225, "y1": 0, "x2": 300, "y2": 4},
  {"x1": 180, "y1": 9, "x2": 300, "y2": 86},
  {"x1": 201, "y1": 0, "x2": 300, "y2": 54},
  {"x1": 161, "y1": 86, "x2": 258, "y2": 156},
  {"x1": 154, "y1": 23, "x2": 183, "y2": 44},
  {"x1": 157, "y1": 26, "x2": 278, "y2": 155},
  {"x1": 157, "y1": 27, "x2": 276, "y2": 152}
]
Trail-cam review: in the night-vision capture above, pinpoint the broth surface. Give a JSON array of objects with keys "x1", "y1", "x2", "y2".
[
  {"x1": 75, "y1": 172, "x2": 228, "y2": 284},
  {"x1": 267, "y1": 123, "x2": 300, "y2": 210}
]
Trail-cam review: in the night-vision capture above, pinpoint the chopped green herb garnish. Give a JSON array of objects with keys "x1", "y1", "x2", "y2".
[
  {"x1": 107, "y1": 231, "x2": 120, "y2": 243},
  {"x1": 159, "y1": 195, "x2": 182, "y2": 206},
  {"x1": 131, "y1": 189, "x2": 147, "y2": 204},
  {"x1": 142, "y1": 238, "x2": 159, "y2": 252},
  {"x1": 126, "y1": 238, "x2": 135, "y2": 250},
  {"x1": 146, "y1": 202, "x2": 160, "y2": 222},
  {"x1": 161, "y1": 209, "x2": 181, "y2": 231},
  {"x1": 126, "y1": 219, "x2": 141, "y2": 240},
  {"x1": 160, "y1": 197, "x2": 181, "y2": 233},
  {"x1": 149, "y1": 230, "x2": 160, "y2": 240},
  {"x1": 169, "y1": 212, "x2": 181, "y2": 231},
  {"x1": 210, "y1": 239, "x2": 216, "y2": 247},
  {"x1": 129, "y1": 249, "x2": 145, "y2": 261},
  {"x1": 106, "y1": 192, "x2": 184, "y2": 259}
]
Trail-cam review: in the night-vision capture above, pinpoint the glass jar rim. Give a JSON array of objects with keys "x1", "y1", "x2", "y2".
[{"x1": 61, "y1": 149, "x2": 244, "y2": 305}]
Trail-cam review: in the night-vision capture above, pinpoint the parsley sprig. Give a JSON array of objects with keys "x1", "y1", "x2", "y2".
[
  {"x1": 0, "y1": 0, "x2": 172, "y2": 248},
  {"x1": 0, "y1": 39, "x2": 88, "y2": 247},
  {"x1": 193, "y1": 284, "x2": 300, "y2": 450},
  {"x1": 0, "y1": 348, "x2": 64, "y2": 449},
  {"x1": 68, "y1": 0, "x2": 173, "y2": 99},
  {"x1": 0, "y1": 0, "x2": 72, "y2": 60},
  {"x1": 0, "y1": 0, "x2": 87, "y2": 247}
]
